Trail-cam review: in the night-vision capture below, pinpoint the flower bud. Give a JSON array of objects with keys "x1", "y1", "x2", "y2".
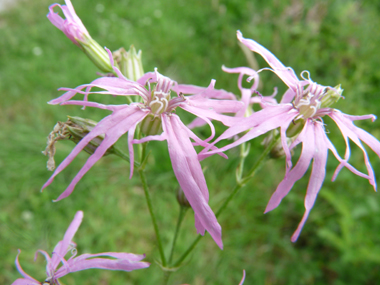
[
  {"x1": 176, "y1": 187, "x2": 191, "y2": 208},
  {"x1": 42, "y1": 116, "x2": 113, "y2": 171},
  {"x1": 80, "y1": 36, "x2": 115, "y2": 73},
  {"x1": 320, "y1": 84, "x2": 343, "y2": 108},
  {"x1": 47, "y1": 0, "x2": 114, "y2": 73},
  {"x1": 113, "y1": 46, "x2": 145, "y2": 81}
]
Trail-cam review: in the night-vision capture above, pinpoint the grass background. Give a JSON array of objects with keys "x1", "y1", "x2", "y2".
[{"x1": 1, "y1": 0, "x2": 380, "y2": 284}]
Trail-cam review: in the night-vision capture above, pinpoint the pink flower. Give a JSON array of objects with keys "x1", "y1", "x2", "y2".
[
  {"x1": 12, "y1": 211, "x2": 149, "y2": 285},
  {"x1": 47, "y1": 0, "x2": 90, "y2": 46},
  {"x1": 202, "y1": 31, "x2": 380, "y2": 241},
  {"x1": 221, "y1": 65, "x2": 277, "y2": 118},
  {"x1": 42, "y1": 50, "x2": 243, "y2": 249}
]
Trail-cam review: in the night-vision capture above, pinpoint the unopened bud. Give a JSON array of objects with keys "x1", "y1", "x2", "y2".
[
  {"x1": 321, "y1": 84, "x2": 343, "y2": 108},
  {"x1": 176, "y1": 187, "x2": 191, "y2": 208},
  {"x1": 47, "y1": 1, "x2": 115, "y2": 73},
  {"x1": 80, "y1": 36, "x2": 115, "y2": 74},
  {"x1": 42, "y1": 116, "x2": 113, "y2": 171},
  {"x1": 113, "y1": 46, "x2": 145, "y2": 81}
]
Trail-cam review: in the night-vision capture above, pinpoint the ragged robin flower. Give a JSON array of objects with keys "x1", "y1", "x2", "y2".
[
  {"x1": 201, "y1": 31, "x2": 380, "y2": 242},
  {"x1": 42, "y1": 49, "x2": 243, "y2": 249},
  {"x1": 12, "y1": 211, "x2": 149, "y2": 285}
]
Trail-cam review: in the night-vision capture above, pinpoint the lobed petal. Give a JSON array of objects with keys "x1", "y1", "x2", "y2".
[
  {"x1": 237, "y1": 31, "x2": 299, "y2": 91},
  {"x1": 199, "y1": 104, "x2": 296, "y2": 160},
  {"x1": 13, "y1": 250, "x2": 39, "y2": 283},
  {"x1": 239, "y1": 270, "x2": 246, "y2": 285},
  {"x1": 329, "y1": 111, "x2": 377, "y2": 190},
  {"x1": 265, "y1": 121, "x2": 315, "y2": 213},
  {"x1": 55, "y1": 252, "x2": 149, "y2": 277},
  {"x1": 54, "y1": 108, "x2": 148, "y2": 201},
  {"x1": 162, "y1": 114, "x2": 223, "y2": 248},
  {"x1": 291, "y1": 122, "x2": 328, "y2": 241},
  {"x1": 50, "y1": 211, "x2": 83, "y2": 271}
]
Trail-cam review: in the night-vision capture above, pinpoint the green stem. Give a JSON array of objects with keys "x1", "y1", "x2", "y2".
[
  {"x1": 173, "y1": 136, "x2": 279, "y2": 267},
  {"x1": 168, "y1": 207, "x2": 187, "y2": 264},
  {"x1": 138, "y1": 168, "x2": 167, "y2": 267}
]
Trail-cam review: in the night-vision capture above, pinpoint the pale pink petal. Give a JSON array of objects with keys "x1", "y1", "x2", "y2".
[
  {"x1": 132, "y1": 132, "x2": 167, "y2": 144},
  {"x1": 178, "y1": 119, "x2": 228, "y2": 159},
  {"x1": 237, "y1": 31, "x2": 299, "y2": 91},
  {"x1": 42, "y1": 106, "x2": 146, "y2": 194},
  {"x1": 49, "y1": 77, "x2": 148, "y2": 105},
  {"x1": 280, "y1": 88, "x2": 296, "y2": 104},
  {"x1": 175, "y1": 83, "x2": 236, "y2": 100},
  {"x1": 265, "y1": 121, "x2": 315, "y2": 213},
  {"x1": 187, "y1": 117, "x2": 207, "y2": 129},
  {"x1": 322, "y1": 134, "x2": 370, "y2": 181},
  {"x1": 180, "y1": 103, "x2": 243, "y2": 127},
  {"x1": 53, "y1": 108, "x2": 148, "y2": 201},
  {"x1": 162, "y1": 114, "x2": 223, "y2": 248},
  {"x1": 199, "y1": 105, "x2": 297, "y2": 160},
  {"x1": 55, "y1": 253, "x2": 149, "y2": 277},
  {"x1": 34, "y1": 250, "x2": 52, "y2": 275},
  {"x1": 14, "y1": 250, "x2": 39, "y2": 283},
  {"x1": 11, "y1": 279, "x2": 39, "y2": 285},
  {"x1": 183, "y1": 79, "x2": 243, "y2": 114},
  {"x1": 222, "y1": 65, "x2": 259, "y2": 92},
  {"x1": 329, "y1": 111, "x2": 377, "y2": 190},
  {"x1": 50, "y1": 211, "x2": 83, "y2": 271},
  {"x1": 239, "y1": 270, "x2": 246, "y2": 285},
  {"x1": 128, "y1": 122, "x2": 138, "y2": 178},
  {"x1": 291, "y1": 122, "x2": 328, "y2": 242},
  {"x1": 186, "y1": 96, "x2": 244, "y2": 114},
  {"x1": 47, "y1": 4, "x2": 64, "y2": 30}
]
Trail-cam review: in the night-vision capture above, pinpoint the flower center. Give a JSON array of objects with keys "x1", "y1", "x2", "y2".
[
  {"x1": 149, "y1": 90, "x2": 171, "y2": 115},
  {"x1": 295, "y1": 91, "x2": 321, "y2": 119}
]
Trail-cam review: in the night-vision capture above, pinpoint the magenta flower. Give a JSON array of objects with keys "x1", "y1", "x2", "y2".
[
  {"x1": 47, "y1": 0, "x2": 90, "y2": 46},
  {"x1": 12, "y1": 211, "x2": 149, "y2": 285},
  {"x1": 42, "y1": 50, "x2": 243, "y2": 249},
  {"x1": 202, "y1": 31, "x2": 380, "y2": 241}
]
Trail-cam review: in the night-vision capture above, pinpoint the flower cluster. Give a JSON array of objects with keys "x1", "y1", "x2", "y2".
[
  {"x1": 13, "y1": 0, "x2": 380, "y2": 283},
  {"x1": 201, "y1": 31, "x2": 380, "y2": 241}
]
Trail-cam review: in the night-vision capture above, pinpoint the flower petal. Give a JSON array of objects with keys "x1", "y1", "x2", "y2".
[
  {"x1": 14, "y1": 250, "x2": 39, "y2": 283},
  {"x1": 199, "y1": 104, "x2": 296, "y2": 160},
  {"x1": 42, "y1": 105, "x2": 148, "y2": 200},
  {"x1": 329, "y1": 111, "x2": 378, "y2": 190},
  {"x1": 49, "y1": 77, "x2": 148, "y2": 105},
  {"x1": 237, "y1": 31, "x2": 299, "y2": 91},
  {"x1": 11, "y1": 279, "x2": 39, "y2": 285},
  {"x1": 265, "y1": 121, "x2": 315, "y2": 213},
  {"x1": 162, "y1": 114, "x2": 223, "y2": 248},
  {"x1": 55, "y1": 252, "x2": 149, "y2": 277},
  {"x1": 291, "y1": 122, "x2": 328, "y2": 242},
  {"x1": 239, "y1": 270, "x2": 246, "y2": 285},
  {"x1": 50, "y1": 211, "x2": 83, "y2": 271}
]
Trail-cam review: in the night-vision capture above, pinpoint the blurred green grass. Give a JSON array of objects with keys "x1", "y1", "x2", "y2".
[{"x1": 1, "y1": 0, "x2": 380, "y2": 284}]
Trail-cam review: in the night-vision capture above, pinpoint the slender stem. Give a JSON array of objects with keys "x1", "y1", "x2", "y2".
[
  {"x1": 240, "y1": 133, "x2": 278, "y2": 185},
  {"x1": 168, "y1": 207, "x2": 188, "y2": 264},
  {"x1": 173, "y1": 136, "x2": 279, "y2": 267},
  {"x1": 138, "y1": 168, "x2": 167, "y2": 267}
]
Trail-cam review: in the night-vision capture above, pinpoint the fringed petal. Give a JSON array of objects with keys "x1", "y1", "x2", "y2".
[
  {"x1": 291, "y1": 122, "x2": 327, "y2": 242},
  {"x1": 265, "y1": 121, "x2": 315, "y2": 213},
  {"x1": 162, "y1": 114, "x2": 223, "y2": 249}
]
